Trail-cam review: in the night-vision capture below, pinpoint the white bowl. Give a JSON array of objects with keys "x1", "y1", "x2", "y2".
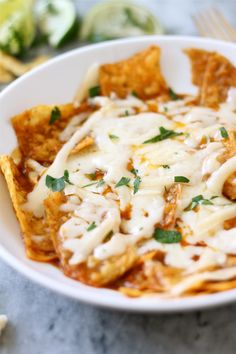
[{"x1": 1, "y1": 35, "x2": 236, "y2": 313}]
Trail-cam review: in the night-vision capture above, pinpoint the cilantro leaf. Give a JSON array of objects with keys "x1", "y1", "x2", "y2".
[
  {"x1": 108, "y1": 134, "x2": 119, "y2": 140},
  {"x1": 46, "y1": 175, "x2": 65, "y2": 192},
  {"x1": 82, "y1": 179, "x2": 105, "y2": 188},
  {"x1": 96, "y1": 179, "x2": 105, "y2": 187},
  {"x1": 133, "y1": 176, "x2": 141, "y2": 194},
  {"x1": 46, "y1": 170, "x2": 73, "y2": 191},
  {"x1": 162, "y1": 165, "x2": 170, "y2": 169},
  {"x1": 220, "y1": 127, "x2": 229, "y2": 138},
  {"x1": 89, "y1": 85, "x2": 101, "y2": 98},
  {"x1": 168, "y1": 87, "x2": 179, "y2": 101},
  {"x1": 49, "y1": 106, "x2": 61, "y2": 125},
  {"x1": 130, "y1": 168, "x2": 138, "y2": 177},
  {"x1": 154, "y1": 228, "x2": 182, "y2": 243},
  {"x1": 174, "y1": 176, "x2": 190, "y2": 183},
  {"x1": 63, "y1": 170, "x2": 73, "y2": 185},
  {"x1": 115, "y1": 177, "x2": 131, "y2": 188},
  {"x1": 143, "y1": 126, "x2": 183, "y2": 144},
  {"x1": 185, "y1": 194, "x2": 214, "y2": 211},
  {"x1": 87, "y1": 221, "x2": 97, "y2": 232}
]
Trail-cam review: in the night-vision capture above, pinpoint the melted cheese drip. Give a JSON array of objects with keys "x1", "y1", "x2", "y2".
[{"x1": 25, "y1": 94, "x2": 236, "y2": 270}]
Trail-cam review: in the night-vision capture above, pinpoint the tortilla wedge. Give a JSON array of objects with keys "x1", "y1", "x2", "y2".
[
  {"x1": 0, "y1": 155, "x2": 56, "y2": 261},
  {"x1": 99, "y1": 46, "x2": 168, "y2": 99}
]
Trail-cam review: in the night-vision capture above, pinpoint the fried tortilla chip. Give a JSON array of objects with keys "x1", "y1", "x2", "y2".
[
  {"x1": 162, "y1": 183, "x2": 182, "y2": 229},
  {"x1": 99, "y1": 46, "x2": 168, "y2": 99},
  {"x1": 184, "y1": 48, "x2": 213, "y2": 87},
  {"x1": 44, "y1": 192, "x2": 137, "y2": 286},
  {"x1": 200, "y1": 52, "x2": 236, "y2": 107},
  {"x1": 185, "y1": 48, "x2": 236, "y2": 107},
  {"x1": 12, "y1": 103, "x2": 92, "y2": 164},
  {"x1": 0, "y1": 156, "x2": 56, "y2": 261}
]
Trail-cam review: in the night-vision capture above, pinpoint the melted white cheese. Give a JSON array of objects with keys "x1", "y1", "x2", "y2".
[{"x1": 24, "y1": 94, "x2": 236, "y2": 271}]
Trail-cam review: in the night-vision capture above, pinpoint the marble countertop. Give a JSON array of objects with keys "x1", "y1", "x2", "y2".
[{"x1": 1, "y1": 1, "x2": 236, "y2": 353}]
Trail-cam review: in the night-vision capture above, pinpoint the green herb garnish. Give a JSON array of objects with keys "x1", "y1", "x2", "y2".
[
  {"x1": 164, "y1": 106, "x2": 168, "y2": 113},
  {"x1": 125, "y1": 110, "x2": 129, "y2": 116},
  {"x1": 131, "y1": 90, "x2": 138, "y2": 97},
  {"x1": 154, "y1": 228, "x2": 182, "y2": 244},
  {"x1": 220, "y1": 127, "x2": 229, "y2": 138},
  {"x1": 49, "y1": 106, "x2": 61, "y2": 125},
  {"x1": 168, "y1": 87, "x2": 179, "y2": 101},
  {"x1": 96, "y1": 179, "x2": 105, "y2": 187},
  {"x1": 174, "y1": 176, "x2": 190, "y2": 183},
  {"x1": 87, "y1": 222, "x2": 97, "y2": 232},
  {"x1": 162, "y1": 165, "x2": 170, "y2": 169},
  {"x1": 108, "y1": 133, "x2": 119, "y2": 141},
  {"x1": 89, "y1": 85, "x2": 101, "y2": 98},
  {"x1": 133, "y1": 176, "x2": 141, "y2": 194},
  {"x1": 130, "y1": 168, "x2": 138, "y2": 177},
  {"x1": 63, "y1": 170, "x2": 73, "y2": 185},
  {"x1": 184, "y1": 194, "x2": 214, "y2": 211},
  {"x1": 45, "y1": 170, "x2": 73, "y2": 192},
  {"x1": 82, "y1": 179, "x2": 105, "y2": 188},
  {"x1": 115, "y1": 177, "x2": 131, "y2": 188},
  {"x1": 143, "y1": 126, "x2": 183, "y2": 144}
]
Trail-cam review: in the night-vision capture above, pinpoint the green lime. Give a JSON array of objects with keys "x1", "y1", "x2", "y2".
[
  {"x1": 36, "y1": 0, "x2": 78, "y2": 48},
  {"x1": 80, "y1": 0, "x2": 163, "y2": 42},
  {"x1": 0, "y1": 0, "x2": 35, "y2": 55}
]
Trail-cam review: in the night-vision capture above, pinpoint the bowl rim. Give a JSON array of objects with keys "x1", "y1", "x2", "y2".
[{"x1": 1, "y1": 34, "x2": 236, "y2": 313}]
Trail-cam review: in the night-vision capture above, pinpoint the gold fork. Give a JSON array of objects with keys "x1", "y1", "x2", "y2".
[{"x1": 193, "y1": 7, "x2": 236, "y2": 42}]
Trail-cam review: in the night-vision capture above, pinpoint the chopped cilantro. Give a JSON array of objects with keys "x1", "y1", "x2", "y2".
[
  {"x1": 87, "y1": 221, "x2": 97, "y2": 232},
  {"x1": 143, "y1": 126, "x2": 183, "y2": 144},
  {"x1": 130, "y1": 168, "x2": 138, "y2": 177},
  {"x1": 45, "y1": 170, "x2": 73, "y2": 191},
  {"x1": 131, "y1": 90, "x2": 138, "y2": 97},
  {"x1": 220, "y1": 127, "x2": 229, "y2": 138},
  {"x1": 96, "y1": 179, "x2": 105, "y2": 187},
  {"x1": 115, "y1": 177, "x2": 131, "y2": 188},
  {"x1": 63, "y1": 170, "x2": 73, "y2": 185},
  {"x1": 89, "y1": 85, "x2": 101, "y2": 98},
  {"x1": 133, "y1": 176, "x2": 141, "y2": 194},
  {"x1": 108, "y1": 133, "x2": 119, "y2": 140},
  {"x1": 82, "y1": 179, "x2": 105, "y2": 188},
  {"x1": 184, "y1": 194, "x2": 214, "y2": 211},
  {"x1": 174, "y1": 176, "x2": 190, "y2": 183},
  {"x1": 168, "y1": 87, "x2": 179, "y2": 101},
  {"x1": 49, "y1": 106, "x2": 61, "y2": 124},
  {"x1": 154, "y1": 228, "x2": 182, "y2": 243},
  {"x1": 162, "y1": 165, "x2": 170, "y2": 169}
]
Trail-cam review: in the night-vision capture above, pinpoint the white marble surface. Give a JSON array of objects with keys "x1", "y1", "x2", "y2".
[{"x1": 1, "y1": 0, "x2": 236, "y2": 353}]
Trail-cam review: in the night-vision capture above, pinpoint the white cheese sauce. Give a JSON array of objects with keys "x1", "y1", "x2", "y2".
[{"x1": 24, "y1": 94, "x2": 236, "y2": 269}]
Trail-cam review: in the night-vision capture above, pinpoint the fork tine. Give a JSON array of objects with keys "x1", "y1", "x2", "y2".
[
  {"x1": 211, "y1": 8, "x2": 236, "y2": 41},
  {"x1": 193, "y1": 12, "x2": 223, "y2": 39},
  {"x1": 193, "y1": 7, "x2": 236, "y2": 42},
  {"x1": 206, "y1": 8, "x2": 231, "y2": 41},
  {"x1": 192, "y1": 15, "x2": 209, "y2": 37}
]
